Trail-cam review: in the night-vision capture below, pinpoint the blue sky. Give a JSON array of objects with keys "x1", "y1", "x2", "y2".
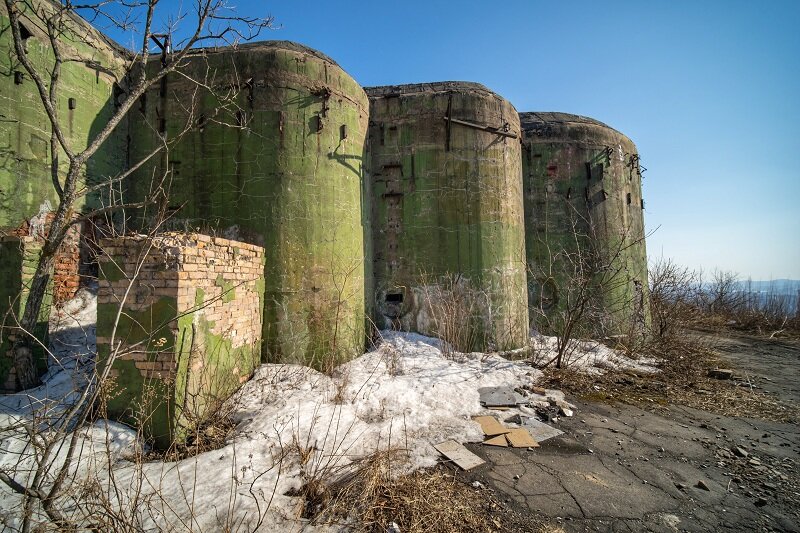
[{"x1": 97, "y1": 0, "x2": 800, "y2": 280}]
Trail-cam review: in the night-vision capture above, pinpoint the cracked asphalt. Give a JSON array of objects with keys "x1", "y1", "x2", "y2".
[{"x1": 463, "y1": 335, "x2": 800, "y2": 532}]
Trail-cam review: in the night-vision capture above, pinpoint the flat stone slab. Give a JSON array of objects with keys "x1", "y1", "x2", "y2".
[
  {"x1": 434, "y1": 440, "x2": 485, "y2": 470},
  {"x1": 479, "y1": 386, "x2": 526, "y2": 407},
  {"x1": 522, "y1": 417, "x2": 564, "y2": 443}
]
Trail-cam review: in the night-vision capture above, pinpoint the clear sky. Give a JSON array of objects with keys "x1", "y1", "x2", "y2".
[{"x1": 97, "y1": 0, "x2": 800, "y2": 280}]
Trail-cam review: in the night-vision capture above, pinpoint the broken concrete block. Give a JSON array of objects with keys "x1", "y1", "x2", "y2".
[
  {"x1": 478, "y1": 386, "x2": 526, "y2": 407},
  {"x1": 707, "y1": 368, "x2": 733, "y2": 380},
  {"x1": 731, "y1": 446, "x2": 748, "y2": 458},
  {"x1": 522, "y1": 418, "x2": 564, "y2": 442}
]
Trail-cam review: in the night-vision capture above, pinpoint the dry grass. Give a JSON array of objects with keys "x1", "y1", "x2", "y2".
[
  {"x1": 299, "y1": 449, "x2": 554, "y2": 532},
  {"x1": 541, "y1": 339, "x2": 799, "y2": 423}
]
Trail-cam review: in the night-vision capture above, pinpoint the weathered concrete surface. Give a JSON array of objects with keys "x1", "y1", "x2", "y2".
[
  {"x1": 466, "y1": 401, "x2": 799, "y2": 532},
  {"x1": 520, "y1": 112, "x2": 650, "y2": 339},
  {"x1": 462, "y1": 337, "x2": 800, "y2": 532},
  {"x1": 0, "y1": 2, "x2": 127, "y2": 232},
  {"x1": 366, "y1": 82, "x2": 529, "y2": 351},
  {"x1": 127, "y1": 42, "x2": 369, "y2": 369}
]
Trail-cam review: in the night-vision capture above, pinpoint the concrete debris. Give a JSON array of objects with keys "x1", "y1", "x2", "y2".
[
  {"x1": 522, "y1": 418, "x2": 564, "y2": 442},
  {"x1": 504, "y1": 414, "x2": 523, "y2": 425},
  {"x1": 478, "y1": 386, "x2": 526, "y2": 407},
  {"x1": 707, "y1": 368, "x2": 734, "y2": 380},
  {"x1": 434, "y1": 440, "x2": 485, "y2": 470},
  {"x1": 732, "y1": 446, "x2": 749, "y2": 458}
]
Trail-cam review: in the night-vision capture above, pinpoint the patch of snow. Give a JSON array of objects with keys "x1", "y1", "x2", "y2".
[{"x1": 529, "y1": 334, "x2": 660, "y2": 375}]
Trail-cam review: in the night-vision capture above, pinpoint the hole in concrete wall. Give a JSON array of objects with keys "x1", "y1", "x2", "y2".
[
  {"x1": 19, "y1": 23, "x2": 33, "y2": 41},
  {"x1": 385, "y1": 292, "x2": 403, "y2": 303}
]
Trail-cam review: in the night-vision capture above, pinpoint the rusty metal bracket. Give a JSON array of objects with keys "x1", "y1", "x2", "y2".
[{"x1": 442, "y1": 116, "x2": 519, "y2": 139}]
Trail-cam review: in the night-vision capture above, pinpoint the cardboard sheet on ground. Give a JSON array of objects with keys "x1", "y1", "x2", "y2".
[
  {"x1": 474, "y1": 416, "x2": 511, "y2": 437},
  {"x1": 434, "y1": 440, "x2": 485, "y2": 470},
  {"x1": 505, "y1": 428, "x2": 539, "y2": 448},
  {"x1": 522, "y1": 417, "x2": 564, "y2": 443},
  {"x1": 483, "y1": 435, "x2": 509, "y2": 447}
]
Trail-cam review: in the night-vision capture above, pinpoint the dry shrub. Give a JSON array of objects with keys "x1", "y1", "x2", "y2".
[{"x1": 421, "y1": 274, "x2": 488, "y2": 359}]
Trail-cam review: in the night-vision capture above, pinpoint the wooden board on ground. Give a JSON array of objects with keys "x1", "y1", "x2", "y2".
[
  {"x1": 434, "y1": 440, "x2": 485, "y2": 470},
  {"x1": 474, "y1": 416, "x2": 511, "y2": 437},
  {"x1": 505, "y1": 428, "x2": 539, "y2": 448},
  {"x1": 483, "y1": 435, "x2": 509, "y2": 447}
]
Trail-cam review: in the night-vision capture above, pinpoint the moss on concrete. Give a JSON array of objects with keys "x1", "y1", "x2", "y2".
[
  {"x1": 366, "y1": 83, "x2": 529, "y2": 351},
  {"x1": 0, "y1": 238, "x2": 52, "y2": 389},
  {"x1": 126, "y1": 43, "x2": 368, "y2": 369},
  {"x1": 520, "y1": 112, "x2": 651, "y2": 338}
]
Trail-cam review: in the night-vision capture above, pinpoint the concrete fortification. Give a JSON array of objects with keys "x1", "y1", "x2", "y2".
[
  {"x1": 126, "y1": 42, "x2": 369, "y2": 369},
  {"x1": 366, "y1": 82, "x2": 529, "y2": 351},
  {"x1": 520, "y1": 112, "x2": 650, "y2": 337},
  {"x1": 0, "y1": 1, "x2": 650, "y2": 443}
]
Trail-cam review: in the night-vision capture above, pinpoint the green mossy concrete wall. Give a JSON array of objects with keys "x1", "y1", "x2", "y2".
[
  {"x1": 366, "y1": 82, "x2": 529, "y2": 351},
  {"x1": 126, "y1": 42, "x2": 368, "y2": 369},
  {"x1": 0, "y1": 2, "x2": 127, "y2": 232},
  {"x1": 0, "y1": 237, "x2": 52, "y2": 390},
  {"x1": 520, "y1": 112, "x2": 650, "y2": 338}
]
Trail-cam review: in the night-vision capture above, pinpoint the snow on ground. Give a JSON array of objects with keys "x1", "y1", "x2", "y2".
[
  {"x1": 529, "y1": 333, "x2": 661, "y2": 375},
  {"x1": 0, "y1": 287, "x2": 656, "y2": 531}
]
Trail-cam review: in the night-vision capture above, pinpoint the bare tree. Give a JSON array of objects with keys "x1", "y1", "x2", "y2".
[
  {"x1": 2, "y1": 0, "x2": 273, "y2": 390},
  {"x1": 529, "y1": 199, "x2": 650, "y2": 368},
  {"x1": 647, "y1": 257, "x2": 702, "y2": 341}
]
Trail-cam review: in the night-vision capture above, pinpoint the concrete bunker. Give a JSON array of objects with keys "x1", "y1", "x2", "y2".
[
  {"x1": 520, "y1": 112, "x2": 650, "y2": 338},
  {"x1": 366, "y1": 82, "x2": 529, "y2": 352},
  {"x1": 126, "y1": 41, "x2": 370, "y2": 369}
]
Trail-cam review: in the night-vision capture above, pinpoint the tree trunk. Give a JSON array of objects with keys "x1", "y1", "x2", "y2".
[
  {"x1": 11, "y1": 163, "x2": 77, "y2": 391},
  {"x1": 11, "y1": 251, "x2": 56, "y2": 390}
]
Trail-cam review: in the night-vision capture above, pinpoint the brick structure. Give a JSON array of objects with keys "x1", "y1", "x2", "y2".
[
  {"x1": 97, "y1": 233, "x2": 265, "y2": 447},
  {"x1": 0, "y1": 236, "x2": 52, "y2": 391}
]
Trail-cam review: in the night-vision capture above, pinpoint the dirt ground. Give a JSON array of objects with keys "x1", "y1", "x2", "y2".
[{"x1": 462, "y1": 333, "x2": 800, "y2": 532}]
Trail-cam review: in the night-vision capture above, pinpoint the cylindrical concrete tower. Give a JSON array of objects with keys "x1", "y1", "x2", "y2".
[
  {"x1": 366, "y1": 82, "x2": 529, "y2": 352},
  {"x1": 127, "y1": 42, "x2": 369, "y2": 368},
  {"x1": 520, "y1": 112, "x2": 649, "y2": 338}
]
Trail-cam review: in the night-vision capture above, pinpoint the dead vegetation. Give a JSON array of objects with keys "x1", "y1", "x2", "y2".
[
  {"x1": 541, "y1": 337, "x2": 798, "y2": 423},
  {"x1": 296, "y1": 449, "x2": 555, "y2": 533}
]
